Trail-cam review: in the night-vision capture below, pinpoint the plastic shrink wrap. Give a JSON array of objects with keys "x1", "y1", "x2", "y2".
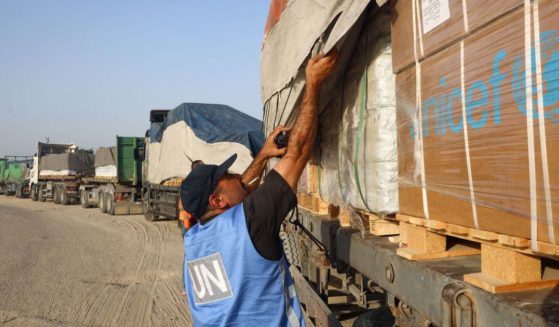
[
  {"x1": 393, "y1": 0, "x2": 559, "y2": 247},
  {"x1": 94, "y1": 147, "x2": 117, "y2": 178},
  {"x1": 261, "y1": 1, "x2": 398, "y2": 214}
]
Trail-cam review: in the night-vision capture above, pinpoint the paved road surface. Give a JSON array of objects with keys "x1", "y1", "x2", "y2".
[{"x1": 0, "y1": 196, "x2": 190, "y2": 326}]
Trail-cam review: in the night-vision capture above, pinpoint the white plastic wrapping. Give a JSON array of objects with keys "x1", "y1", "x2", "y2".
[
  {"x1": 317, "y1": 9, "x2": 398, "y2": 214},
  {"x1": 95, "y1": 165, "x2": 117, "y2": 178},
  {"x1": 147, "y1": 121, "x2": 255, "y2": 184}
]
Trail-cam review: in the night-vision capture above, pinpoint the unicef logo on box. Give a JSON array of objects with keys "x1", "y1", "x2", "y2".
[{"x1": 512, "y1": 30, "x2": 559, "y2": 124}]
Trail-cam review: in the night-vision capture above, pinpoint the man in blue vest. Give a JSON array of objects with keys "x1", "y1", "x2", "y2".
[{"x1": 180, "y1": 50, "x2": 338, "y2": 326}]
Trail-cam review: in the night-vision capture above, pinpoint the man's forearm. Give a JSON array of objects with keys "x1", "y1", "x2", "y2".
[
  {"x1": 241, "y1": 152, "x2": 268, "y2": 192},
  {"x1": 287, "y1": 81, "x2": 320, "y2": 160}
]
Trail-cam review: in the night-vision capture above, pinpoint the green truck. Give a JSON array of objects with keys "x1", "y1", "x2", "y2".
[
  {"x1": 1, "y1": 157, "x2": 32, "y2": 197},
  {"x1": 0, "y1": 158, "x2": 7, "y2": 195},
  {"x1": 79, "y1": 136, "x2": 145, "y2": 215}
]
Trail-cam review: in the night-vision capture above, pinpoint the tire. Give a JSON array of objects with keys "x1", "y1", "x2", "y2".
[
  {"x1": 61, "y1": 189, "x2": 69, "y2": 205},
  {"x1": 99, "y1": 192, "x2": 107, "y2": 213},
  {"x1": 80, "y1": 191, "x2": 89, "y2": 208},
  {"x1": 106, "y1": 193, "x2": 115, "y2": 216},
  {"x1": 142, "y1": 191, "x2": 157, "y2": 221},
  {"x1": 31, "y1": 185, "x2": 38, "y2": 201},
  {"x1": 38, "y1": 186, "x2": 46, "y2": 202},
  {"x1": 53, "y1": 187, "x2": 60, "y2": 204},
  {"x1": 352, "y1": 307, "x2": 395, "y2": 327}
]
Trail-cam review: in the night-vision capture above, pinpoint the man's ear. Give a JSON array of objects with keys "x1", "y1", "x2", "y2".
[{"x1": 208, "y1": 193, "x2": 227, "y2": 209}]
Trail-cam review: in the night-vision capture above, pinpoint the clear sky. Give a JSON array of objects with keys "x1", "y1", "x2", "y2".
[{"x1": 0, "y1": 0, "x2": 270, "y2": 156}]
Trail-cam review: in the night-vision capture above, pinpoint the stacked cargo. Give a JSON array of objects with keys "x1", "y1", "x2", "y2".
[
  {"x1": 262, "y1": 0, "x2": 559, "y2": 320},
  {"x1": 391, "y1": 0, "x2": 559, "y2": 290},
  {"x1": 261, "y1": 1, "x2": 398, "y2": 232},
  {"x1": 30, "y1": 142, "x2": 93, "y2": 204},
  {"x1": 94, "y1": 146, "x2": 117, "y2": 178},
  {"x1": 38, "y1": 152, "x2": 94, "y2": 177},
  {"x1": 3, "y1": 160, "x2": 30, "y2": 197},
  {"x1": 143, "y1": 103, "x2": 264, "y2": 221}
]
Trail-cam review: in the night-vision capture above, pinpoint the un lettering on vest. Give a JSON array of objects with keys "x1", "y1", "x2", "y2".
[{"x1": 187, "y1": 253, "x2": 233, "y2": 305}]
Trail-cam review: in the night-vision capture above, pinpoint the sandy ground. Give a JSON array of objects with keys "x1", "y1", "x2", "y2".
[{"x1": 0, "y1": 196, "x2": 191, "y2": 327}]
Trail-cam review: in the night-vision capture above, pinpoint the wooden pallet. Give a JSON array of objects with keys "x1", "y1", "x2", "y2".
[
  {"x1": 297, "y1": 193, "x2": 400, "y2": 237},
  {"x1": 297, "y1": 193, "x2": 339, "y2": 218},
  {"x1": 81, "y1": 176, "x2": 117, "y2": 183},
  {"x1": 339, "y1": 208, "x2": 400, "y2": 236},
  {"x1": 39, "y1": 175, "x2": 79, "y2": 181},
  {"x1": 162, "y1": 178, "x2": 183, "y2": 187},
  {"x1": 396, "y1": 214, "x2": 559, "y2": 293},
  {"x1": 396, "y1": 214, "x2": 559, "y2": 258}
]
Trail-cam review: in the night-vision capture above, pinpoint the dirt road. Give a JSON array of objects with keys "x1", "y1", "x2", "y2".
[{"x1": 0, "y1": 196, "x2": 190, "y2": 327}]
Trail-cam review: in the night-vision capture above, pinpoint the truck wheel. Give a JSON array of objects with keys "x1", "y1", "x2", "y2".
[
  {"x1": 80, "y1": 191, "x2": 89, "y2": 208},
  {"x1": 31, "y1": 186, "x2": 38, "y2": 201},
  {"x1": 53, "y1": 187, "x2": 60, "y2": 204},
  {"x1": 143, "y1": 191, "x2": 157, "y2": 221},
  {"x1": 352, "y1": 307, "x2": 395, "y2": 327},
  {"x1": 99, "y1": 192, "x2": 107, "y2": 213},
  {"x1": 38, "y1": 186, "x2": 46, "y2": 202},
  {"x1": 61, "y1": 189, "x2": 69, "y2": 205},
  {"x1": 107, "y1": 193, "x2": 115, "y2": 216}
]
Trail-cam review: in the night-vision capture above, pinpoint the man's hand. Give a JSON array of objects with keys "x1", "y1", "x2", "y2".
[
  {"x1": 241, "y1": 126, "x2": 290, "y2": 193},
  {"x1": 260, "y1": 125, "x2": 290, "y2": 159},
  {"x1": 305, "y1": 49, "x2": 339, "y2": 88},
  {"x1": 273, "y1": 49, "x2": 339, "y2": 191}
]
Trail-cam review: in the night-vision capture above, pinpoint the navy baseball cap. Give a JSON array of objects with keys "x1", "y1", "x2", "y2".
[{"x1": 180, "y1": 154, "x2": 237, "y2": 219}]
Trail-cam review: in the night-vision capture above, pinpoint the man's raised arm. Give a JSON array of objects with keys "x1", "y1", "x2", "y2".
[{"x1": 274, "y1": 50, "x2": 338, "y2": 191}]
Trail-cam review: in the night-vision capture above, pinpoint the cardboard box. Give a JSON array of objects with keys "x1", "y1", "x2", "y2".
[
  {"x1": 391, "y1": 0, "x2": 523, "y2": 73},
  {"x1": 397, "y1": 0, "x2": 559, "y2": 243}
]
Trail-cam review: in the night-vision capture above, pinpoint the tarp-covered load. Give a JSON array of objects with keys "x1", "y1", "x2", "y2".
[
  {"x1": 261, "y1": 0, "x2": 398, "y2": 214},
  {"x1": 39, "y1": 152, "x2": 95, "y2": 176},
  {"x1": 3, "y1": 162, "x2": 29, "y2": 183},
  {"x1": 0, "y1": 160, "x2": 7, "y2": 182},
  {"x1": 147, "y1": 103, "x2": 264, "y2": 184},
  {"x1": 94, "y1": 146, "x2": 117, "y2": 178}
]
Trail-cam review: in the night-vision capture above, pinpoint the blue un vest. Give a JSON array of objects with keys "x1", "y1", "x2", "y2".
[{"x1": 184, "y1": 203, "x2": 306, "y2": 327}]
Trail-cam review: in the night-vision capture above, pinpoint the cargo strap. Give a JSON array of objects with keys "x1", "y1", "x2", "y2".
[
  {"x1": 288, "y1": 205, "x2": 330, "y2": 260},
  {"x1": 353, "y1": 29, "x2": 373, "y2": 213}
]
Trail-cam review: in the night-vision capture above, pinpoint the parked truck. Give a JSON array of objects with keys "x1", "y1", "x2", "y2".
[
  {"x1": 79, "y1": 136, "x2": 144, "y2": 215},
  {"x1": 0, "y1": 158, "x2": 7, "y2": 195},
  {"x1": 2, "y1": 156, "x2": 33, "y2": 197},
  {"x1": 262, "y1": 0, "x2": 559, "y2": 326},
  {"x1": 142, "y1": 103, "x2": 264, "y2": 222},
  {"x1": 30, "y1": 142, "x2": 94, "y2": 204}
]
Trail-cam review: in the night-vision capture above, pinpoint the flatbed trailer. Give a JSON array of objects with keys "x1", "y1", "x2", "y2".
[
  {"x1": 285, "y1": 207, "x2": 559, "y2": 327},
  {"x1": 142, "y1": 182, "x2": 179, "y2": 221},
  {"x1": 79, "y1": 136, "x2": 145, "y2": 215},
  {"x1": 31, "y1": 175, "x2": 82, "y2": 204}
]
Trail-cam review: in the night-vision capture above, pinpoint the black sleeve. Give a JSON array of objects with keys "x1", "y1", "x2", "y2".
[{"x1": 243, "y1": 169, "x2": 297, "y2": 261}]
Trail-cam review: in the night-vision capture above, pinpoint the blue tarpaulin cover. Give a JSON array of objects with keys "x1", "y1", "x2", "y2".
[{"x1": 152, "y1": 103, "x2": 264, "y2": 156}]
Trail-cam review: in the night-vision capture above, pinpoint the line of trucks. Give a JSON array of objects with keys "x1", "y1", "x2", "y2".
[
  {"x1": 2, "y1": 113, "x2": 173, "y2": 219},
  {"x1": 3, "y1": 0, "x2": 559, "y2": 325}
]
